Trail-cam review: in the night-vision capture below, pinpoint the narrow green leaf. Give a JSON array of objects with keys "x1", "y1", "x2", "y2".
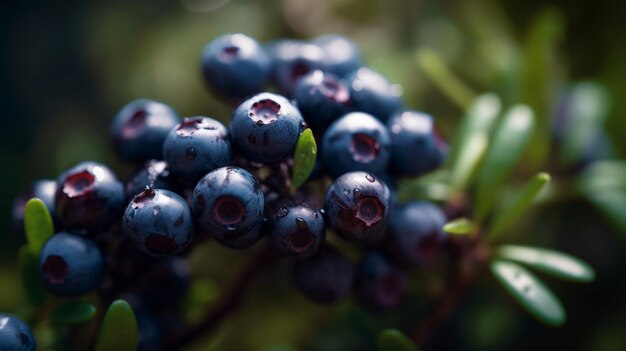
[
  {"x1": 291, "y1": 128, "x2": 317, "y2": 189},
  {"x1": 94, "y1": 300, "x2": 138, "y2": 351},
  {"x1": 475, "y1": 105, "x2": 535, "y2": 219},
  {"x1": 18, "y1": 246, "x2": 49, "y2": 306},
  {"x1": 497, "y1": 245, "x2": 595, "y2": 283},
  {"x1": 377, "y1": 329, "x2": 419, "y2": 351},
  {"x1": 443, "y1": 218, "x2": 475, "y2": 235},
  {"x1": 24, "y1": 198, "x2": 54, "y2": 255},
  {"x1": 491, "y1": 260, "x2": 565, "y2": 326},
  {"x1": 487, "y1": 172, "x2": 550, "y2": 241},
  {"x1": 448, "y1": 93, "x2": 502, "y2": 190},
  {"x1": 396, "y1": 170, "x2": 451, "y2": 202},
  {"x1": 52, "y1": 301, "x2": 97, "y2": 325}
]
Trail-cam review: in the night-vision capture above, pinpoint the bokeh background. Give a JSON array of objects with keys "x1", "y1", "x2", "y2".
[{"x1": 1, "y1": 0, "x2": 625, "y2": 350}]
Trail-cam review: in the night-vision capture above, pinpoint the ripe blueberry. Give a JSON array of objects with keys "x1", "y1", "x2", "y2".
[
  {"x1": 267, "y1": 203, "x2": 326, "y2": 258},
  {"x1": 110, "y1": 99, "x2": 180, "y2": 163},
  {"x1": 54, "y1": 161, "x2": 125, "y2": 231},
  {"x1": 162, "y1": 116, "x2": 232, "y2": 184},
  {"x1": 355, "y1": 252, "x2": 407, "y2": 310},
  {"x1": 13, "y1": 179, "x2": 58, "y2": 231},
  {"x1": 39, "y1": 232, "x2": 104, "y2": 296},
  {"x1": 192, "y1": 167, "x2": 264, "y2": 249},
  {"x1": 125, "y1": 160, "x2": 178, "y2": 199},
  {"x1": 387, "y1": 201, "x2": 447, "y2": 266},
  {"x1": 268, "y1": 40, "x2": 328, "y2": 96},
  {"x1": 312, "y1": 34, "x2": 362, "y2": 78},
  {"x1": 294, "y1": 70, "x2": 350, "y2": 129},
  {"x1": 0, "y1": 314, "x2": 36, "y2": 351},
  {"x1": 123, "y1": 189, "x2": 194, "y2": 256},
  {"x1": 387, "y1": 110, "x2": 447, "y2": 177},
  {"x1": 322, "y1": 112, "x2": 391, "y2": 178},
  {"x1": 230, "y1": 93, "x2": 304, "y2": 163},
  {"x1": 201, "y1": 33, "x2": 271, "y2": 100},
  {"x1": 290, "y1": 245, "x2": 354, "y2": 304},
  {"x1": 347, "y1": 67, "x2": 403, "y2": 122},
  {"x1": 324, "y1": 172, "x2": 391, "y2": 245}
]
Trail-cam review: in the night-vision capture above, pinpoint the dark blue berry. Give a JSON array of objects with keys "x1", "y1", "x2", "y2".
[
  {"x1": 201, "y1": 33, "x2": 271, "y2": 100},
  {"x1": 0, "y1": 314, "x2": 36, "y2": 351},
  {"x1": 290, "y1": 245, "x2": 354, "y2": 304},
  {"x1": 268, "y1": 40, "x2": 328, "y2": 96},
  {"x1": 230, "y1": 93, "x2": 304, "y2": 163},
  {"x1": 123, "y1": 189, "x2": 194, "y2": 256},
  {"x1": 347, "y1": 67, "x2": 403, "y2": 122},
  {"x1": 162, "y1": 116, "x2": 232, "y2": 184},
  {"x1": 312, "y1": 34, "x2": 362, "y2": 78},
  {"x1": 387, "y1": 110, "x2": 447, "y2": 177},
  {"x1": 192, "y1": 167, "x2": 264, "y2": 249},
  {"x1": 125, "y1": 160, "x2": 178, "y2": 199},
  {"x1": 13, "y1": 179, "x2": 58, "y2": 231},
  {"x1": 267, "y1": 203, "x2": 325, "y2": 258},
  {"x1": 39, "y1": 232, "x2": 104, "y2": 296},
  {"x1": 55, "y1": 162, "x2": 125, "y2": 231},
  {"x1": 110, "y1": 99, "x2": 180, "y2": 163},
  {"x1": 387, "y1": 201, "x2": 447, "y2": 266},
  {"x1": 322, "y1": 112, "x2": 391, "y2": 178},
  {"x1": 294, "y1": 70, "x2": 350, "y2": 129},
  {"x1": 355, "y1": 252, "x2": 407, "y2": 310},
  {"x1": 324, "y1": 172, "x2": 391, "y2": 245}
]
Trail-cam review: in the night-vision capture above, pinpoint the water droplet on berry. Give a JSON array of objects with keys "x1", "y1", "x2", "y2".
[
  {"x1": 365, "y1": 174, "x2": 375, "y2": 182},
  {"x1": 277, "y1": 207, "x2": 289, "y2": 218}
]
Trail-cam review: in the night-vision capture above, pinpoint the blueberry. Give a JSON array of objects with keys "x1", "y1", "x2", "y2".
[
  {"x1": 347, "y1": 67, "x2": 403, "y2": 122},
  {"x1": 13, "y1": 179, "x2": 58, "y2": 231},
  {"x1": 267, "y1": 203, "x2": 326, "y2": 258},
  {"x1": 387, "y1": 110, "x2": 447, "y2": 177},
  {"x1": 312, "y1": 34, "x2": 362, "y2": 78},
  {"x1": 123, "y1": 189, "x2": 194, "y2": 256},
  {"x1": 387, "y1": 201, "x2": 447, "y2": 266},
  {"x1": 290, "y1": 245, "x2": 354, "y2": 304},
  {"x1": 230, "y1": 93, "x2": 304, "y2": 163},
  {"x1": 294, "y1": 70, "x2": 351, "y2": 129},
  {"x1": 192, "y1": 167, "x2": 264, "y2": 249},
  {"x1": 110, "y1": 99, "x2": 180, "y2": 163},
  {"x1": 125, "y1": 160, "x2": 178, "y2": 199},
  {"x1": 162, "y1": 116, "x2": 232, "y2": 184},
  {"x1": 268, "y1": 40, "x2": 328, "y2": 96},
  {"x1": 324, "y1": 172, "x2": 391, "y2": 245},
  {"x1": 322, "y1": 112, "x2": 391, "y2": 178},
  {"x1": 0, "y1": 314, "x2": 36, "y2": 351},
  {"x1": 55, "y1": 161, "x2": 125, "y2": 231},
  {"x1": 39, "y1": 232, "x2": 104, "y2": 296},
  {"x1": 137, "y1": 258, "x2": 190, "y2": 308},
  {"x1": 201, "y1": 33, "x2": 271, "y2": 100},
  {"x1": 355, "y1": 252, "x2": 407, "y2": 311}
]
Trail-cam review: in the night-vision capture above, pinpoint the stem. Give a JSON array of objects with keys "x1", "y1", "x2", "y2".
[{"x1": 163, "y1": 246, "x2": 279, "y2": 351}]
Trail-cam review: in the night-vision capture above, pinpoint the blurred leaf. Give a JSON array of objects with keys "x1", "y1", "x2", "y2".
[
  {"x1": 396, "y1": 170, "x2": 450, "y2": 202},
  {"x1": 559, "y1": 82, "x2": 611, "y2": 166},
  {"x1": 94, "y1": 300, "x2": 138, "y2": 351},
  {"x1": 443, "y1": 218, "x2": 475, "y2": 235},
  {"x1": 52, "y1": 301, "x2": 97, "y2": 325},
  {"x1": 292, "y1": 128, "x2": 317, "y2": 189},
  {"x1": 475, "y1": 105, "x2": 535, "y2": 219},
  {"x1": 377, "y1": 329, "x2": 419, "y2": 351},
  {"x1": 448, "y1": 93, "x2": 502, "y2": 190},
  {"x1": 415, "y1": 49, "x2": 476, "y2": 110},
  {"x1": 180, "y1": 278, "x2": 218, "y2": 324},
  {"x1": 24, "y1": 198, "x2": 54, "y2": 255},
  {"x1": 487, "y1": 172, "x2": 550, "y2": 241},
  {"x1": 491, "y1": 260, "x2": 565, "y2": 326},
  {"x1": 18, "y1": 246, "x2": 49, "y2": 307},
  {"x1": 496, "y1": 245, "x2": 595, "y2": 283}
]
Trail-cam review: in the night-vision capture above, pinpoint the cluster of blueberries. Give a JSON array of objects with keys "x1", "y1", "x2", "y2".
[{"x1": 6, "y1": 33, "x2": 447, "y2": 350}]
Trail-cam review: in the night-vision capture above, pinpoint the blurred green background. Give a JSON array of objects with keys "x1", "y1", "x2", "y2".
[{"x1": 1, "y1": 0, "x2": 626, "y2": 350}]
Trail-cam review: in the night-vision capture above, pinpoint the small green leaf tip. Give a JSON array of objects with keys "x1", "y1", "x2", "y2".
[
  {"x1": 24, "y1": 198, "x2": 54, "y2": 255},
  {"x1": 443, "y1": 218, "x2": 475, "y2": 235},
  {"x1": 292, "y1": 128, "x2": 317, "y2": 189},
  {"x1": 378, "y1": 329, "x2": 419, "y2": 351},
  {"x1": 52, "y1": 301, "x2": 97, "y2": 325},
  {"x1": 94, "y1": 299, "x2": 138, "y2": 351}
]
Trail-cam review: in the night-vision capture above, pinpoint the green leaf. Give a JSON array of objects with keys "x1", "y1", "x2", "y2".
[
  {"x1": 396, "y1": 170, "x2": 450, "y2": 202},
  {"x1": 18, "y1": 246, "x2": 49, "y2": 306},
  {"x1": 486, "y1": 172, "x2": 550, "y2": 241},
  {"x1": 475, "y1": 105, "x2": 535, "y2": 219},
  {"x1": 52, "y1": 301, "x2": 97, "y2": 325},
  {"x1": 24, "y1": 198, "x2": 54, "y2": 255},
  {"x1": 448, "y1": 94, "x2": 502, "y2": 190},
  {"x1": 491, "y1": 260, "x2": 565, "y2": 326},
  {"x1": 291, "y1": 128, "x2": 317, "y2": 189},
  {"x1": 94, "y1": 300, "x2": 138, "y2": 351},
  {"x1": 443, "y1": 218, "x2": 475, "y2": 235},
  {"x1": 496, "y1": 245, "x2": 595, "y2": 283},
  {"x1": 377, "y1": 329, "x2": 419, "y2": 351}
]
